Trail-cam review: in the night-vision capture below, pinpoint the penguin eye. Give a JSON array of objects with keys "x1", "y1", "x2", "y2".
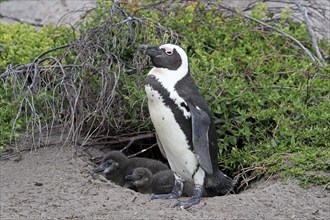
[
  {"x1": 165, "y1": 50, "x2": 173, "y2": 56},
  {"x1": 165, "y1": 51, "x2": 173, "y2": 56},
  {"x1": 162, "y1": 48, "x2": 173, "y2": 56}
]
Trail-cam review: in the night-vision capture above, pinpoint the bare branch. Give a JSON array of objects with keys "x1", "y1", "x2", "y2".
[
  {"x1": 127, "y1": 143, "x2": 158, "y2": 158},
  {"x1": 0, "y1": 13, "x2": 44, "y2": 27},
  {"x1": 1, "y1": 1, "x2": 179, "y2": 156},
  {"x1": 291, "y1": 0, "x2": 325, "y2": 64},
  {"x1": 215, "y1": 2, "x2": 322, "y2": 65}
]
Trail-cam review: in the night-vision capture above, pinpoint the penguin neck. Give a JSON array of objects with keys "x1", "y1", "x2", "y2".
[
  {"x1": 137, "y1": 180, "x2": 153, "y2": 193},
  {"x1": 146, "y1": 65, "x2": 192, "y2": 119},
  {"x1": 148, "y1": 64, "x2": 189, "y2": 90},
  {"x1": 106, "y1": 159, "x2": 128, "y2": 178}
]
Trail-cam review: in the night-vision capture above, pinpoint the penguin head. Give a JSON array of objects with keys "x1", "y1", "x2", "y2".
[
  {"x1": 94, "y1": 151, "x2": 127, "y2": 174},
  {"x1": 125, "y1": 167, "x2": 152, "y2": 187},
  {"x1": 140, "y1": 44, "x2": 188, "y2": 71}
]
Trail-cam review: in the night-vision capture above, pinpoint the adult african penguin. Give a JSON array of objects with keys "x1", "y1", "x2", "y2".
[{"x1": 140, "y1": 43, "x2": 233, "y2": 209}]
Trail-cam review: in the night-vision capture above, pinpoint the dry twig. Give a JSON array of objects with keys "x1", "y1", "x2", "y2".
[
  {"x1": 291, "y1": 0, "x2": 325, "y2": 64},
  {"x1": 213, "y1": 2, "x2": 324, "y2": 65},
  {"x1": 1, "y1": 0, "x2": 179, "y2": 158},
  {"x1": 0, "y1": 13, "x2": 44, "y2": 27}
]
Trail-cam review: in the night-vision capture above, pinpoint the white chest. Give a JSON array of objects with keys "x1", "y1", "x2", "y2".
[{"x1": 145, "y1": 85, "x2": 199, "y2": 181}]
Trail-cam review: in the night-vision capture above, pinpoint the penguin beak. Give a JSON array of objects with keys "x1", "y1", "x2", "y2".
[
  {"x1": 125, "y1": 174, "x2": 140, "y2": 181},
  {"x1": 139, "y1": 44, "x2": 161, "y2": 57},
  {"x1": 94, "y1": 160, "x2": 113, "y2": 173},
  {"x1": 138, "y1": 44, "x2": 149, "y2": 51},
  {"x1": 94, "y1": 163, "x2": 106, "y2": 173}
]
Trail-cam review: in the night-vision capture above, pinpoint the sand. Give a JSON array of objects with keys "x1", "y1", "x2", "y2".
[{"x1": 1, "y1": 145, "x2": 329, "y2": 219}]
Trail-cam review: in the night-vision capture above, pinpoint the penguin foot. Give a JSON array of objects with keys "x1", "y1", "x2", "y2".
[
  {"x1": 150, "y1": 173, "x2": 183, "y2": 201},
  {"x1": 173, "y1": 196, "x2": 201, "y2": 209},
  {"x1": 173, "y1": 184, "x2": 203, "y2": 209},
  {"x1": 150, "y1": 192, "x2": 180, "y2": 200}
]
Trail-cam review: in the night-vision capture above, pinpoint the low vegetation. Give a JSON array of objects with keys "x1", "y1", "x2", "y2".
[
  {"x1": 0, "y1": 23, "x2": 74, "y2": 148},
  {"x1": 0, "y1": 0, "x2": 329, "y2": 190}
]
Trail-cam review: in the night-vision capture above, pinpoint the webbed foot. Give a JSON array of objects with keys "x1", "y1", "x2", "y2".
[
  {"x1": 150, "y1": 192, "x2": 180, "y2": 200},
  {"x1": 149, "y1": 173, "x2": 183, "y2": 201},
  {"x1": 174, "y1": 196, "x2": 201, "y2": 209},
  {"x1": 174, "y1": 184, "x2": 203, "y2": 209}
]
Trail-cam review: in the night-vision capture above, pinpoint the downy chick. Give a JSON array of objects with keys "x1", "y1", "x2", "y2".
[{"x1": 94, "y1": 151, "x2": 169, "y2": 188}]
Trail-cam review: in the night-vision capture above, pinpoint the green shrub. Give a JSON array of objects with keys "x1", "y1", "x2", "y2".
[
  {"x1": 0, "y1": 23, "x2": 74, "y2": 146},
  {"x1": 0, "y1": 81, "x2": 22, "y2": 146},
  {"x1": 0, "y1": 23, "x2": 73, "y2": 68}
]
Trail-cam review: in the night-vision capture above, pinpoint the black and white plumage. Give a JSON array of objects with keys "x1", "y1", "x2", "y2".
[
  {"x1": 94, "y1": 151, "x2": 169, "y2": 188},
  {"x1": 140, "y1": 44, "x2": 233, "y2": 209}
]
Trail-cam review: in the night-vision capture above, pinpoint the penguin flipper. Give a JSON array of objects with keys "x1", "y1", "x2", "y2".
[{"x1": 188, "y1": 103, "x2": 213, "y2": 175}]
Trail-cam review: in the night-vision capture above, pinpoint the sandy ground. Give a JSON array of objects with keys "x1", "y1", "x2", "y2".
[
  {"x1": 0, "y1": 0, "x2": 96, "y2": 26},
  {"x1": 1, "y1": 145, "x2": 329, "y2": 220}
]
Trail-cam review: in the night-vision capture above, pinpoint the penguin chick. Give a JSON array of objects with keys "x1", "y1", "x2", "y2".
[
  {"x1": 125, "y1": 167, "x2": 211, "y2": 197},
  {"x1": 125, "y1": 168, "x2": 174, "y2": 194},
  {"x1": 94, "y1": 151, "x2": 169, "y2": 188}
]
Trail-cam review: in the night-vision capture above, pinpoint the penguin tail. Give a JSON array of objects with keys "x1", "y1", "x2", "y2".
[{"x1": 206, "y1": 170, "x2": 234, "y2": 196}]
